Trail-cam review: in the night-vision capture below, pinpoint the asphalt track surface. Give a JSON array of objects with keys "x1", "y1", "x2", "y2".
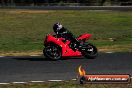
[
  {"x1": 0, "y1": 52, "x2": 131, "y2": 83},
  {"x1": 0, "y1": 6, "x2": 132, "y2": 11}
]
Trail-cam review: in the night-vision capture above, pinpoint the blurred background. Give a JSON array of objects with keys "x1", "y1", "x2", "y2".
[{"x1": 0, "y1": 0, "x2": 132, "y2": 6}]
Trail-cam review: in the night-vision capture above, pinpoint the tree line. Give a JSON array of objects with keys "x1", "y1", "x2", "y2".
[{"x1": 0, "y1": 0, "x2": 131, "y2": 6}]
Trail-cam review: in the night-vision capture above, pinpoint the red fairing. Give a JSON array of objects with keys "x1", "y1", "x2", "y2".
[
  {"x1": 77, "y1": 33, "x2": 92, "y2": 41},
  {"x1": 44, "y1": 33, "x2": 91, "y2": 57},
  {"x1": 45, "y1": 34, "x2": 81, "y2": 57}
]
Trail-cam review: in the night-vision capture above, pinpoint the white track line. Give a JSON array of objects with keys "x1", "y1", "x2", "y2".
[
  {"x1": 0, "y1": 83, "x2": 10, "y2": 85},
  {"x1": 30, "y1": 81, "x2": 45, "y2": 83},
  {"x1": 72, "y1": 79, "x2": 77, "y2": 81},
  {"x1": 12, "y1": 82, "x2": 27, "y2": 84},
  {"x1": 48, "y1": 80, "x2": 64, "y2": 82},
  {"x1": 0, "y1": 56, "x2": 4, "y2": 57},
  {"x1": 30, "y1": 55, "x2": 40, "y2": 56},
  {"x1": 106, "y1": 52, "x2": 113, "y2": 53}
]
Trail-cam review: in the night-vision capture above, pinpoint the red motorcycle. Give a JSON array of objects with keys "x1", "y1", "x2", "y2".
[{"x1": 43, "y1": 32, "x2": 98, "y2": 60}]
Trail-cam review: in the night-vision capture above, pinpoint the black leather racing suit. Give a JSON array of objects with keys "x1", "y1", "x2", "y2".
[
  {"x1": 54, "y1": 27, "x2": 80, "y2": 50},
  {"x1": 54, "y1": 27, "x2": 77, "y2": 42}
]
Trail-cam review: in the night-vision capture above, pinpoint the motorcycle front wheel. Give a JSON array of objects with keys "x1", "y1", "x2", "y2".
[{"x1": 43, "y1": 44, "x2": 62, "y2": 60}]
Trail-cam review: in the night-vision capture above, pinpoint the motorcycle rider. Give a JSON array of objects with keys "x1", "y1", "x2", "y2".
[{"x1": 53, "y1": 22, "x2": 81, "y2": 51}]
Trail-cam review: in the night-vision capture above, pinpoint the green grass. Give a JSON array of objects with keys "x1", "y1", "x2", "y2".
[
  {"x1": 0, "y1": 81, "x2": 132, "y2": 88},
  {"x1": 0, "y1": 9, "x2": 132, "y2": 53}
]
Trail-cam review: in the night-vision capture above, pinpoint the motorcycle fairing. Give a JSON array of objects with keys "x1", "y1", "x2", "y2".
[
  {"x1": 45, "y1": 33, "x2": 92, "y2": 57},
  {"x1": 77, "y1": 33, "x2": 92, "y2": 41}
]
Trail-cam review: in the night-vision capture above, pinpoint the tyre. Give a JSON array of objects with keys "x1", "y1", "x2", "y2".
[
  {"x1": 43, "y1": 44, "x2": 62, "y2": 60},
  {"x1": 81, "y1": 43, "x2": 98, "y2": 59}
]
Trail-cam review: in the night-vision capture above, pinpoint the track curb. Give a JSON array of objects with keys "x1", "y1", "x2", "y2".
[
  {"x1": 0, "y1": 79, "x2": 77, "y2": 85},
  {"x1": 0, "y1": 52, "x2": 114, "y2": 58}
]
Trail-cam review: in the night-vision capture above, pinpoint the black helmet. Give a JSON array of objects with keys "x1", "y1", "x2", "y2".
[{"x1": 53, "y1": 22, "x2": 63, "y2": 31}]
